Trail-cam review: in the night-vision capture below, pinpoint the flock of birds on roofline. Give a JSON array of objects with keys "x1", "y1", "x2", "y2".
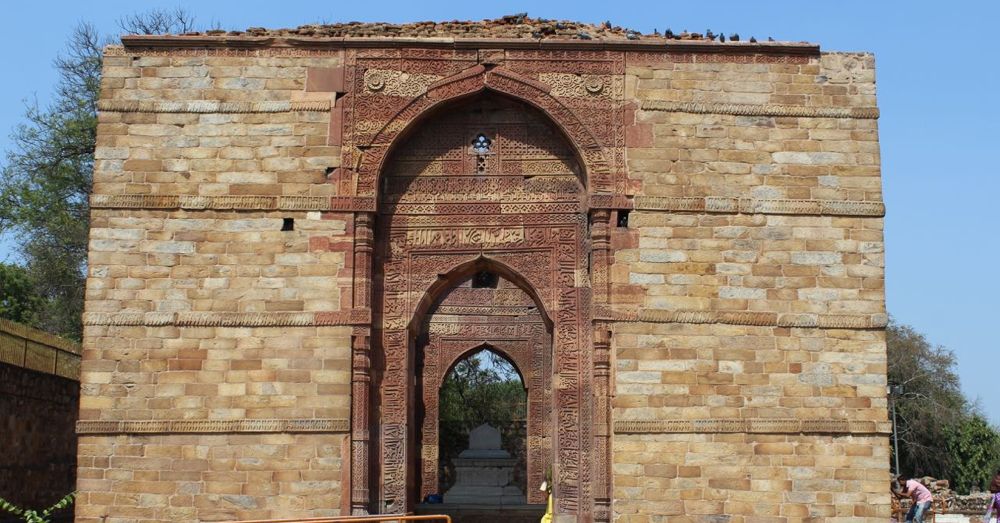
[{"x1": 579, "y1": 22, "x2": 773, "y2": 43}]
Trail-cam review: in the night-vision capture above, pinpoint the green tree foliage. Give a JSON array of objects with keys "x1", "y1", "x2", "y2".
[
  {"x1": 0, "y1": 9, "x2": 198, "y2": 341},
  {"x1": 888, "y1": 319, "x2": 1000, "y2": 493},
  {"x1": 0, "y1": 262, "x2": 44, "y2": 325},
  {"x1": 437, "y1": 348, "x2": 527, "y2": 494},
  {"x1": 944, "y1": 413, "x2": 1000, "y2": 494},
  {"x1": 0, "y1": 492, "x2": 75, "y2": 523},
  {"x1": 0, "y1": 24, "x2": 101, "y2": 340}
]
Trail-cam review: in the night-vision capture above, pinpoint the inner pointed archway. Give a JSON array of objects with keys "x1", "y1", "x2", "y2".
[
  {"x1": 414, "y1": 269, "x2": 552, "y2": 509},
  {"x1": 437, "y1": 347, "x2": 527, "y2": 502}
]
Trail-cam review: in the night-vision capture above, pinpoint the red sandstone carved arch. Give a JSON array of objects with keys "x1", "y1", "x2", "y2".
[
  {"x1": 438, "y1": 343, "x2": 529, "y2": 390},
  {"x1": 356, "y1": 65, "x2": 613, "y2": 197},
  {"x1": 366, "y1": 76, "x2": 595, "y2": 516},
  {"x1": 407, "y1": 255, "x2": 554, "y2": 334}
]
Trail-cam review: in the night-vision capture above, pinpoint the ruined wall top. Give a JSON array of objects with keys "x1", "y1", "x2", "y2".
[{"x1": 115, "y1": 14, "x2": 821, "y2": 53}]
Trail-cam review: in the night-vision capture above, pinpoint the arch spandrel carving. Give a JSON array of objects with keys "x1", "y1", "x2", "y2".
[{"x1": 353, "y1": 65, "x2": 617, "y2": 197}]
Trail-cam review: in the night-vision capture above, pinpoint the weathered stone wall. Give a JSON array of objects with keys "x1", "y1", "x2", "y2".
[
  {"x1": 80, "y1": 51, "x2": 354, "y2": 522},
  {"x1": 610, "y1": 51, "x2": 887, "y2": 521},
  {"x1": 80, "y1": 23, "x2": 886, "y2": 522},
  {"x1": 0, "y1": 319, "x2": 81, "y2": 514}
]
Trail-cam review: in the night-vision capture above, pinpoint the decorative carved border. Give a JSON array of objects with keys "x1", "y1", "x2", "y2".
[
  {"x1": 90, "y1": 194, "x2": 376, "y2": 212},
  {"x1": 613, "y1": 418, "x2": 892, "y2": 435},
  {"x1": 90, "y1": 193, "x2": 885, "y2": 218},
  {"x1": 595, "y1": 307, "x2": 888, "y2": 329},
  {"x1": 83, "y1": 310, "x2": 371, "y2": 327},
  {"x1": 97, "y1": 100, "x2": 331, "y2": 113},
  {"x1": 76, "y1": 418, "x2": 350, "y2": 435},
  {"x1": 632, "y1": 196, "x2": 885, "y2": 217},
  {"x1": 641, "y1": 100, "x2": 879, "y2": 119},
  {"x1": 0, "y1": 319, "x2": 81, "y2": 380}
]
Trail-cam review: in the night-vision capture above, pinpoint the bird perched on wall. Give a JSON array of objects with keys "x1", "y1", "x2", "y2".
[
  {"x1": 730, "y1": 33, "x2": 740, "y2": 41},
  {"x1": 706, "y1": 29, "x2": 715, "y2": 40},
  {"x1": 577, "y1": 31, "x2": 592, "y2": 40},
  {"x1": 719, "y1": 33, "x2": 726, "y2": 42},
  {"x1": 749, "y1": 36, "x2": 757, "y2": 43},
  {"x1": 665, "y1": 28, "x2": 674, "y2": 39}
]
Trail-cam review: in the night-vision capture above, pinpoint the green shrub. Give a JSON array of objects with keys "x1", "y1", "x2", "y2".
[{"x1": 0, "y1": 493, "x2": 76, "y2": 523}]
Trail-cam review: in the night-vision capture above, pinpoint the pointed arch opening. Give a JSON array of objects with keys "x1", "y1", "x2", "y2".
[{"x1": 436, "y1": 345, "x2": 528, "y2": 501}]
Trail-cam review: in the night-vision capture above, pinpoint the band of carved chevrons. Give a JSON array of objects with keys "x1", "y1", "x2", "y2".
[
  {"x1": 82, "y1": 310, "x2": 372, "y2": 327},
  {"x1": 97, "y1": 99, "x2": 331, "y2": 113},
  {"x1": 90, "y1": 193, "x2": 884, "y2": 217},
  {"x1": 641, "y1": 100, "x2": 880, "y2": 119},
  {"x1": 76, "y1": 418, "x2": 350, "y2": 435},
  {"x1": 613, "y1": 418, "x2": 892, "y2": 435},
  {"x1": 632, "y1": 196, "x2": 885, "y2": 217},
  {"x1": 594, "y1": 307, "x2": 888, "y2": 329},
  {"x1": 90, "y1": 194, "x2": 377, "y2": 212}
]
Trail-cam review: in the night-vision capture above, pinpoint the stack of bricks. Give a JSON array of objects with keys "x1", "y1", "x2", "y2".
[{"x1": 79, "y1": 17, "x2": 888, "y2": 522}]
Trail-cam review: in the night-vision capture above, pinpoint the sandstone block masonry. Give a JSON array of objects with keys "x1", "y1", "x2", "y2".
[
  {"x1": 79, "y1": 17, "x2": 887, "y2": 523},
  {"x1": 0, "y1": 319, "x2": 81, "y2": 515}
]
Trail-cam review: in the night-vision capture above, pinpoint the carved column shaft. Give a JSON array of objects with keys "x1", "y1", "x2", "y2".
[
  {"x1": 593, "y1": 326, "x2": 612, "y2": 522},
  {"x1": 350, "y1": 212, "x2": 375, "y2": 515},
  {"x1": 590, "y1": 209, "x2": 611, "y2": 305},
  {"x1": 353, "y1": 213, "x2": 375, "y2": 309},
  {"x1": 590, "y1": 209, "x2": 613, "y2": 521}
]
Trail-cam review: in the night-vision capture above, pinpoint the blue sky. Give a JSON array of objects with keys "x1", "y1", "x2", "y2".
[{"x1": 2, "y1": 0, "x2": 997, "y2": 424}]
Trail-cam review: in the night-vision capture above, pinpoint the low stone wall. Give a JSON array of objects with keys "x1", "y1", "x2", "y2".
[
  {"x1": 896, "y1": 494, "x2": 995, "y2": 522},
  {"x1": 0, "y1": 319, "x2": 81, "y2": 515}
]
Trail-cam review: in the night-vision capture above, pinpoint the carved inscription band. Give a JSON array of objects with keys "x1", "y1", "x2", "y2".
[
  {"x1": 97, "y1": 100, "x2": 331, "y2": 113},
  {"x1": 83, "y1": 310, "x2": 371, "y2": 327},
  {"x1": 614, "y1": 418, "x2": 892, "y2": 435},
  {"x1": 91, "y1": 194, "x2": 375, "y2": 212},
  {"x1": 641, "y1": 100, "x2": 880, "y2": 119},
  {"x1": 76, "y1": 418, "x2": 350, "y2": 435},
  {"x1": 85, "y1": 309, "x2": 886, "y2": 329},
  {"x1": 632, "y1": 196, "x2": 885, "y2": 217},
  {"x1": 91, "y1": 193, "x2": 884, "y2": 218},
  {"x1": 596, "y1": 308, "x2": 889, "y2": 329}
]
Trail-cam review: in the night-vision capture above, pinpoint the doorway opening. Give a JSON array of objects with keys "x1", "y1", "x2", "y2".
[{"x1": 437, "y1": 347, "x2": 527, "y2": 500}]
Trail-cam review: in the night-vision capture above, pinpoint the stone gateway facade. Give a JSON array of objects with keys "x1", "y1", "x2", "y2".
[{"x1": 78, "y1": 17, "x2": 889, "y2": 523}]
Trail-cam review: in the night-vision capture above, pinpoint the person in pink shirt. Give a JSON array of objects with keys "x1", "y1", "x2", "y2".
[{"x1": 894, "y1": 475, "x2": 933, "y2": 523}]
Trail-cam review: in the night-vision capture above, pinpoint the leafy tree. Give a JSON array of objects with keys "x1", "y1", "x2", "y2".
[
  {"x1": 0, "y1": 262, "x2": 44, "y2": 325},
  {"x1": 0, "y1": 10, "x2": 198, "y2": 341},
  {"x1": 0, "y1": 24, "x2": 100, "y2": 340},
  {"x1": 437, "y1": 348, "x2": 527, "y2": 493},
  {"x1": 943, "y1": 413, "x2": 1000, "y2": 494},
  {"x1": 887, "y1": 319, "x2": 1000, "y2": 490}
]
